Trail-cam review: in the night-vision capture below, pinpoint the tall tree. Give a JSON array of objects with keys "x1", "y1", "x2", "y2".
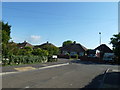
[
  {"x1": 110, "y1": 33, "x2": 120, "y2": 64},
  {"x1": 2, "y1": 22, "x2": 11, "y2": 38},
  {"x1": 41, "y1": 44, "x2": 59, "y2": 56},
  {"x1": 0, "y1": 21, "x2": 11, "y2": 44},
  {"x1": 1, "y1": 21, "x2": 12, "y2": 58},
  {"x1": 62, "y1": 40, "x2": 73, "y2": 47}
]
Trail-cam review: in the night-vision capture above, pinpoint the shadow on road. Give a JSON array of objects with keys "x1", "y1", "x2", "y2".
[
  {"x1": 81, "y1": 72, "x2": 120, "y2": 89},
  {"x1": 81, "y1": 73, "x2": 104, "y2": 88},
  {"x1": 70, "y1": 60, "x2": 115, "y2": 65}
]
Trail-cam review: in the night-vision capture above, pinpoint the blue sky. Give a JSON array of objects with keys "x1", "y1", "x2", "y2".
[{"x1": 2, "y1": 2, "x2": 118, "y2": 49}]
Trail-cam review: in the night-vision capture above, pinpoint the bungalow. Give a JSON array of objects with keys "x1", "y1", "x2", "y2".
[
  {"x1": 94, "y1": 44, "x2": 113, "y2": 58},
  {"x1": 34, "y1": 41, "x2": 57, "y2": 49},
  {"x1": 60, "y1": 41, "x2": 87, "y2": 56}
]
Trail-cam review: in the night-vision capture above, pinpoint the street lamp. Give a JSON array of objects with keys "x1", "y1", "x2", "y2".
[{"x1": 99, "y1": 32, "x2": 101, "y2": 45}]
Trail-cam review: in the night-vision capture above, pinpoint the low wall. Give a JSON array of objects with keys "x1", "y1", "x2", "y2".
[
  {"x1": 79, "y1": 56, "x2": 103, "y2": 63},
  {"x1": 57, "y1": 55, "x2": 70, "y2": 59},
  {"x1": 58, "y1": 55, "x2": 115, "y2": 64}
]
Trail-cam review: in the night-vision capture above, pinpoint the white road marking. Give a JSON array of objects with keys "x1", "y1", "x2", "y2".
[
  {"x1": 106, "y1": 68, "x2": 110, "y2": 73},
  {"x1": 112, "y1": 69, "x2": 120, "y2": 72},
  {"x1": 25, "y1": 86, "x2": 30, "y2": 88},
  {"x1": 38, "y1": 63, "x2": 69, "y2": 70},
  {"x1": 18, "y1": 86, "x2": 30, "y2": 90},
  {"x1": 0, "y1": 71, "x2": 19, "y2": 75}
]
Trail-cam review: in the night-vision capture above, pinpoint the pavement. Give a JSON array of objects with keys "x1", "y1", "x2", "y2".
[
  {"x1": 100, "y1": 69, "x2": 120, "y2": 88},
  {"x1": 1, "y1": 58, "x2": 70, "y2": 74}
]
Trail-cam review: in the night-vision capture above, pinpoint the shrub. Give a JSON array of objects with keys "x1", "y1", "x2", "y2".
[{"x1": 2, "y1": 55, "x2": 48, "y2": 66}]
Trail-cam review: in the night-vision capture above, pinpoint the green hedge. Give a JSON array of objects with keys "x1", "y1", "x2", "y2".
[{"x1": 2, "y1": 55, "x2": 48, "y2": 66}]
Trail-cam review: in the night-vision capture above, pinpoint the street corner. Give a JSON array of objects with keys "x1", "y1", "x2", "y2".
[{"x1": 14, "y1": 66, "x2": 36, "y2": 72}]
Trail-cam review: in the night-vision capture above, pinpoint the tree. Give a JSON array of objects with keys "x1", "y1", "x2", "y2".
[
  {"x1": 110, "y1": 33, "x2": 120, "y2": 64},
  {"x1": 41, "y1": 45, "x2": 59, "y2": 56},
  {"x1": 62, "y1": 40, "x2": 73, "y2": 47},
  {"x1": 32, "y1": 48, "x2": 48, "y2": 56},
  {"x1": 18, "y1": 46, "x2": 33, "y2": 55},
  {"x1": 1, "y1": 21, "x2": 12, "y2": 58},
  {"x1": 2, "y1": 22, "x2": 11, "y2": 39},
  {"x1": 2, "y1": 30, "x2": 10, "y2": 44},
  {"x1": 1, "y1": 21, "x2": 11, "y2": 44}
]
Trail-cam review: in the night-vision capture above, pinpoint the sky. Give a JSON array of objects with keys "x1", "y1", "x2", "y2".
[{"x1": 2, "y1": 2, "x2": 118, "y2": 49}]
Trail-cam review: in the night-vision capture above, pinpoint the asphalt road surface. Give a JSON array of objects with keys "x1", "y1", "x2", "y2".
[{"x1": 2, "y1": 59, "x2": 119, "y2": 88}]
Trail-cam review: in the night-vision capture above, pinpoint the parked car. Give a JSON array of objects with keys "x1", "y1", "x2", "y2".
[{"x1": 103, "y1": 53, "x2": 115, "y2": 61}]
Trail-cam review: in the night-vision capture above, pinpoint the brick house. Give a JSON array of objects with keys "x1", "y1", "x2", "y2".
[{"x1": 60, "y1": 41, "x2": 87, "y2": 56}]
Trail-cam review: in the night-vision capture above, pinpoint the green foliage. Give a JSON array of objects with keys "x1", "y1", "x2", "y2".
[
  {"x1": 48, "y1": 56, "x2": 58, "y2": 62},
  {"x1": 2, "y1": 22, "x2": 11, "y2": 38},
  {"x1": 1, "y1": 21, "x2": 11, "y2": 44},
  {"x1": 1, "y1": 21, "x2": 58, "y2": 66},
  {"x1": 2, "y1": 42, "x2": 19, "y2": 58},
  {"x1": 62, "y1": 40, "x2": 73, "y2": 47},
  {"x1": 41, "y1": 45, "x2": 59, "y2": 56},
  {"x1": 1, "y1": 21, "x2": 12, "y2": 58},
  {"x1": 2, "y1": 30, "x2": 10, "y2": 44},
  {"x1": 2, "y1": 55, "x2": 48, "y2": 66},
  {"x1": 74, "y1": 54, "x2": 78, "y2": 59},
  {"x1": 110, "y1": 33, "x2": 120, "y2": 64},
  {"x1": 32, "y1": 48, "x2": 48, "y2": 56}
]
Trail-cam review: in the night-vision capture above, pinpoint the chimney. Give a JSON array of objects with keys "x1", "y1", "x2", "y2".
[
  {"x1": 73, "y1": 41, "x2": 76, "y2": 44},
  {"x1": 24, "y1": 40, "x2": 27, "y2": 43}
]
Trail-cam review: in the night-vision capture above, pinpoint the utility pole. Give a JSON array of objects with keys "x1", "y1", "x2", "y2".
[{"x1": 99, "y1": 32, "x2": 101, "y2": 45}]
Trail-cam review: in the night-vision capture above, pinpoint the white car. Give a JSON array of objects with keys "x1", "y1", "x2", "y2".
[{"x1": 103, "y1": 53, "x2": 115, "y2": 61}]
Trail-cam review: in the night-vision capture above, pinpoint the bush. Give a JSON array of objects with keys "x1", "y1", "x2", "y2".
[
  {"x1": 2, "y1": 55, "x2": 48, "y2": 66},
  {"x1": 48, "y1": 56, "x2": 57, "y2": 62}
]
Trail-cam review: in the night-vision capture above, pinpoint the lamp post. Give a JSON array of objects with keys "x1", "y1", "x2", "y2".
[{"x1": 99, "y1": 32, "x2": 101, "y2": 45}]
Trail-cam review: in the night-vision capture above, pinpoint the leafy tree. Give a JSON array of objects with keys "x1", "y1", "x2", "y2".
[
  {"x1": 32, "y1": 48, "x2": 48, "y2": 56},
  {"x1": 110, "y1": 33, "x2": 120, "y2": 64},
  {"x1": 2, "y1": 22, "x2": 11, "y2": 39},
  {"x1": 1, "y1": 21, "x2": 11, "y2": 57},
  {"x1": 18, "y1": 46, "x2": 33, "y2": 55},
  {"x1": 62, "y1": 40, "x2": 73, "y2": 47},
  {"x1": 2, "y1": 30, "x2": 10, "y2": 44},
  {"x1": 1, "y1": 21, "x2": 11, "y2": 44},
  {"x1": 41, "y1": 45, "x2": 59, "y2": 56}
]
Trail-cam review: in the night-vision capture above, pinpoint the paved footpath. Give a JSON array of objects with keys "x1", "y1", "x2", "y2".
[
  {"x1": 2, "y1": 59, "x2": 70, "y2": 73},
  {"x1": 100, "y1": 69, "x2": 120, "y2": 88}
]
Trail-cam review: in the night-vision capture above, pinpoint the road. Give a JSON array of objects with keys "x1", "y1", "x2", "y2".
[{"x1": 2, "y1": 59, "x2": 119, "y2": 88}]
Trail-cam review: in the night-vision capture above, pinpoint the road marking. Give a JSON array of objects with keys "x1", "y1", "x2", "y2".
[
  {"x1": 18, "y1": 86, "x2": 30, "y2": 90},
  {"x1": 25, "y1": 86, "x2": 30, "y2": 88},
  {"x1": 14, "y1": 67, "x2": 36, "y2": 71},
  {"x1": 112, "y1": 69, "x2": 120, "y2": 72},
  {"x1": 106, "y1": 68, "x2": 110, "y2": 73},
  {"x1": 0, "y1": 63, "x2": 69, "y2": 76},
  {"x1": 38, "y1": 63, "x2": 69, "y2": 70},
  {"x1": 0, "y1": 71, "x2": 19, "y2": 75}
]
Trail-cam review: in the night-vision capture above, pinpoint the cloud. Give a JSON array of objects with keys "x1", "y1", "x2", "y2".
[
  {"x1": 31, "y1": 35, "x2": 41, "y2": 40},
  {"x1": 28, "y1": 35, "x2": 41, "y2": 44}
]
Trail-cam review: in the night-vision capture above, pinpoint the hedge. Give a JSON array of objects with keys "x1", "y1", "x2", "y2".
[{"x1": 2, "y1": 55, "x2": 48, "y2": 66}]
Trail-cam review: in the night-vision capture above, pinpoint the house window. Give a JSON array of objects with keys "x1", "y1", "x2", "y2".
[
  {"x1": 79, "y1": 52, "x2": 84, "y2": 56},
  {"x1": 70, "y1": 52, "x2": 77, "y2": 56},
  {"x1": 62, "y1": 51, "x2": 68, "y2": 55}
]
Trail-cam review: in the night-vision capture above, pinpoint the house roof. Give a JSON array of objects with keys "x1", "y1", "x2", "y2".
[
  {"x1": 34, "y1": 41, "x2": 57, "y2": 49},
  {"x1": 17, "y1": 41, "x2": 33, "y2": 48},
  {"x1": 61, "y1": 43, "x2": 87, "y2": 53},
  {"x1": 94, "y1": 44, "x2": 113, "y2": 53}
]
